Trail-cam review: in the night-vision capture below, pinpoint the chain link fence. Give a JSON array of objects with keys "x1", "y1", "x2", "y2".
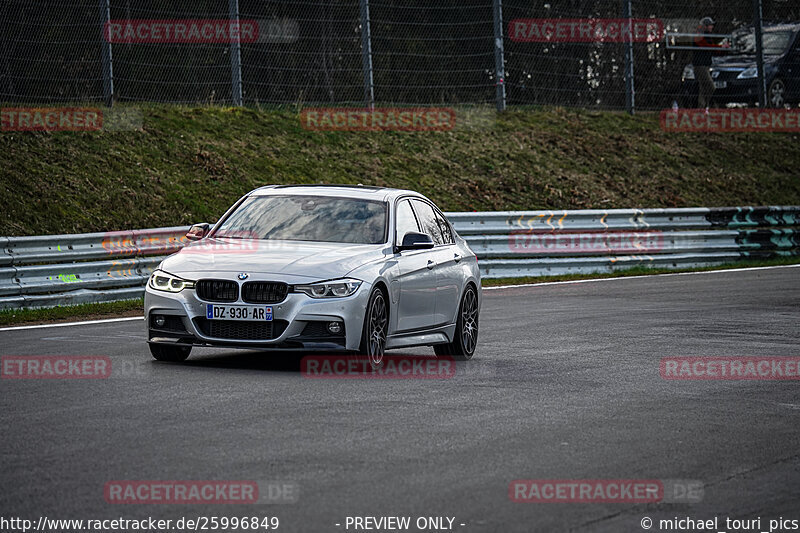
[{"x1": 1, "y1": 0, "x2": 799, "y2": 110}]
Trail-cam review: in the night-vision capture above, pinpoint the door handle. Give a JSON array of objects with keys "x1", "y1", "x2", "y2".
[
  {"x1": 454, "y1": 254, "x2": 462, "y2": 263},
  {"x1": 427, "y1": 260, "x2": 435, "y2": 270}
]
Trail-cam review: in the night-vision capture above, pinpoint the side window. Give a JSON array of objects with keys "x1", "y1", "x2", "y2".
[
  {"x1": 434, "y1": 209, "x2": 454, "y2": 245},
  {"x1": 395, "y1": 199, "x2": 420, "y2": 243},
  {"x1": 411, "y1": 200, "x2": 444, "y2": 245}
]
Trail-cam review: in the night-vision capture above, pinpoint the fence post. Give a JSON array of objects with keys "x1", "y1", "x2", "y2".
[
  {"x1": 623, "y1": 0, "x2": 635, "y2": 114},
  {"x1": 99, "y1": 0, "x2": 114, "y2": 107},
  {"x1": 229, "y1": 0, "x2": 243, "y2": 106},
  {"x1": 493, "y1": 0, "x2": 507, "y2": 112},
  {"x1": 359, "y1": 0, "x2": 375, "y2": 109},
  {"x1": 754, "y1": 0, "x2": 767, "y2": 107}
]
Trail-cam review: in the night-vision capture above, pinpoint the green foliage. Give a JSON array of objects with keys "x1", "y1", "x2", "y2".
[
  {"x1": 2, "y1": 105, "x2": 800, "y2": 236},
  {"x1": 0, "y1": 299, "x2": 143, "y2": 327}
]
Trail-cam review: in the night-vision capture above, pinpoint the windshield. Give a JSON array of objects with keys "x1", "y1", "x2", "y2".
[
  {"x1": 733, "y1": 30, "x2": 794, "y2": 56},
  {"x1": 213, "y1": 195, "x2": 387, "y2": 244}
]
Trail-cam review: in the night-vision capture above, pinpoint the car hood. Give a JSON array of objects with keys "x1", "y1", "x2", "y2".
[{"x1": 159, "y1": 238, "x2": 388, "y2": 282}]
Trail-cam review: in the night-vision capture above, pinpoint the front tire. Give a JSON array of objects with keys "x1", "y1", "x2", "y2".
[
  {"x1": 149, "y1": 343, "x2": 192, "y2": 362},
  {"x1": 434, "y1": 285, "x2": 479, "y2": 361},
  {"x1": 359, "y1": 287, "x2": 388, "y2": 368}
]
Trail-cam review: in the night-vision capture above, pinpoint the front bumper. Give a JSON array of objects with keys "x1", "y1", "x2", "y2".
[
  {"x1": 144, "y1": 281, "x2": 372, "y2": 352},
  {"x1": 682, "y1": 79, "x2": 764, "y2": 105}
]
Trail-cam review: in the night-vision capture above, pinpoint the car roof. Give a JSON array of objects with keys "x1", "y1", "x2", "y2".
[
  {"x1": 249, "y1": 184, "x2": 428, "y2": 203},
  {"x1": 763, "y1": 22, "x2": 800, "y2": 32},
  {"x1": 735, "y1": 22, "x2": 800, "y2": 33}
]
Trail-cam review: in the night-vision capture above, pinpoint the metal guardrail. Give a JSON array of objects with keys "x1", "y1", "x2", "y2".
[
  {"x1": 450, "y1": 206, "x2": 800, "y2": 279},
  {"x1": 4, "y1": 227, "x2": 189, "y2": 265},
  {"x1": 0, "y1": 207, "x2": 798, "y2": 310},
  {"x1": 0, "y1": 228, "x2": 191, "y2": 310},
  {"x1": 448, "y1": 208, "x2": 715, "y2": 235}
]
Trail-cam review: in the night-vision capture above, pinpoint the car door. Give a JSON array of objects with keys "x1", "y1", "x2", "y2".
[
  {"x1": 410, "y1": 199, "x2": 460, "y2": 327},
  {"x1": 433, "y1": 206, "x2": 462, "y2": 325},
  {"x1": 787, "y1": 35, "x2": 800, "y2": 101},
  {"x1": 393, "y1": 199, "x2": 438, "y2": 332}
]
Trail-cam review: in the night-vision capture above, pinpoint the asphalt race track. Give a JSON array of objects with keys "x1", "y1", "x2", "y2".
[{"x1": 1, "y1": 266, "x2": 799, "y2": 532}]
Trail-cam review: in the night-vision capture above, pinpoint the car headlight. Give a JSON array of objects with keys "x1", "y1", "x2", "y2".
[
  {"x1": 737, "y1": 66, "x2": 758, "y2": 79},
  {"x1": 682, "y1": 64, "x2": 695, "y2": 81},
  {"x1": 148, "y1": 270, "x2": 195, "y2": 293},
  {"x1": 294, "y1": 279, "x2": 362, "y2": 299}
]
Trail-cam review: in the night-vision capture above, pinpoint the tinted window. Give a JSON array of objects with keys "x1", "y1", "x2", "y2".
[
  {"x1": 411, "y1": 200, "x2": 444, "y2": 245},
  {"x1": 435, "y1": 210, "x2": 454, "y2": 245},
  {"x1": 395, "y1": 199, "x2": 420, "y2": 243},
  {"x1": 734, "y1": 29, "x2": 794, "y2": 55},
  {"x1": 215, "y1": 195, "x2": 387, "y2": 244}
]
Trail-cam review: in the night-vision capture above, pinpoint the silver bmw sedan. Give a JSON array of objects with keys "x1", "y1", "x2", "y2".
[{"x1": 144, "y1": 185, "x2": 481, "y2": 366}]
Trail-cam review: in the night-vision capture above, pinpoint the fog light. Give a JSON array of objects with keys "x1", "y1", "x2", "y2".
[
  {"x1": 154, "y1": 315, "x2": 166, "y2": 328},
  {"x1": 327, "y1": 322, "x2": 342, "y2": 335}
]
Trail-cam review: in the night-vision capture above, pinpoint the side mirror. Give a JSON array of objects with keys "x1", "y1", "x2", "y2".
[
  {"x1": 186, "y1": 223, "x2": 210, "y2": 241},
  {"x1": 398, "y1": 232, "x2": 435, "y2": 252}
]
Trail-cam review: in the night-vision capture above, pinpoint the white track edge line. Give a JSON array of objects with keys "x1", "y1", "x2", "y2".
[
  {"x1": 0, "y1": 316, "x2": 144, "y2": 332},
  {"x1": 482, "y1": 263, "x2": 800, "y2": 290}
]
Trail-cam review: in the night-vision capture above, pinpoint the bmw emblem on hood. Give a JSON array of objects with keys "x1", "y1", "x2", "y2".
[{"x1": 238, "y1": 273, "x2": 249, "y2": 280}]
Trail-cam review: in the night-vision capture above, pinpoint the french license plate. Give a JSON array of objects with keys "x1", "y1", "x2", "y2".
[
  {"x1": 714, "y1": 81, "x2": 727, "y2": 89},
  {"x1": 206, "y1": 304, "x2": 273, "y2": 322}
]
